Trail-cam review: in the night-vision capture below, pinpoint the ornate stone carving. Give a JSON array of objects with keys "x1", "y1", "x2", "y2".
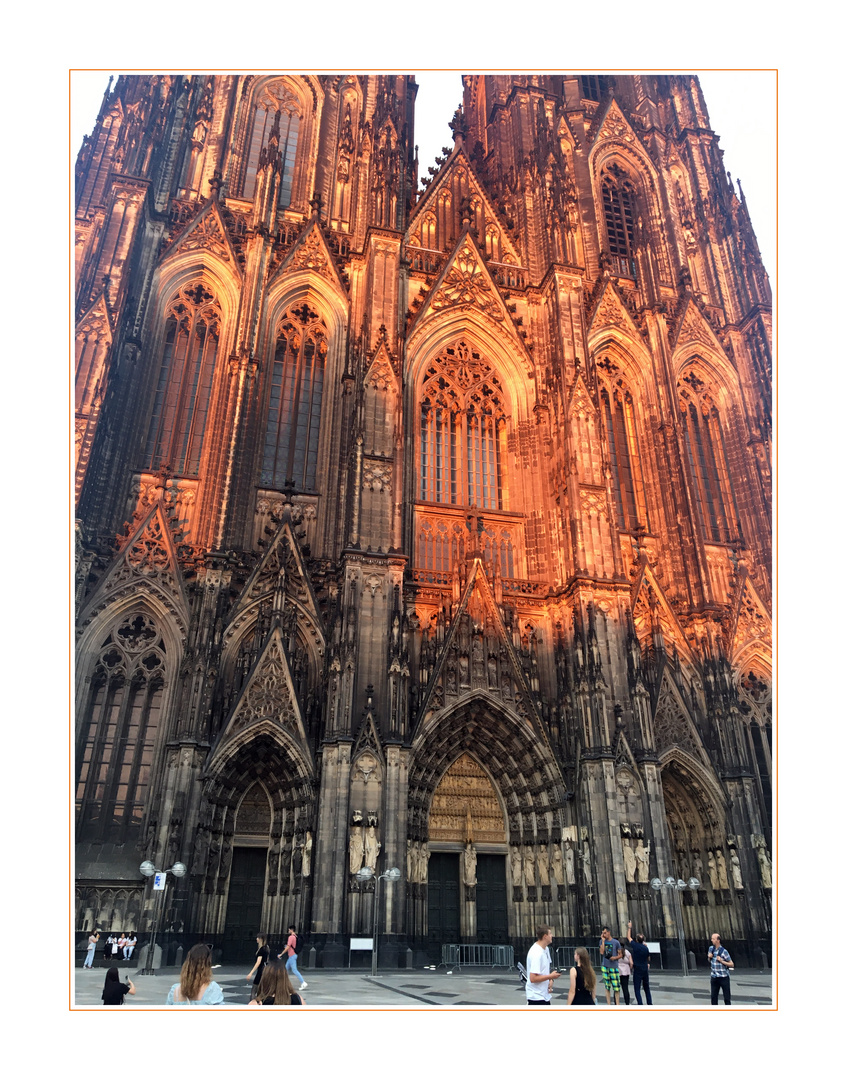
[
  {"x1": 429, "y1": 240, "x2": 504, "y2": 321},
  {"x1": 428, "y1": 753, "x2": 506, "y2": 843}
]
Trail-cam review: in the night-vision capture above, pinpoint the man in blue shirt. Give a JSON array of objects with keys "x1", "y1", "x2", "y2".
[
  {"x1": 626, "y1": 920, "x2": 653, "y2": 1005},
  {"x1": 708, "y1": 932, "x2": 733, "y2": 1005}
]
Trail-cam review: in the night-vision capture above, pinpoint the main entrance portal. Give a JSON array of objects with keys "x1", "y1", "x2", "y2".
[{"x1": 222, "y1": 847, "x2": 267, "y2": 962}]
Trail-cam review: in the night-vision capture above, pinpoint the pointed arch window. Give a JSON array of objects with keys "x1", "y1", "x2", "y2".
[
  {"x1": 144, "y1": 282, "x2": 221, "y2": 476},
  {"x1": 242, "y1": 83, "x2": 301, "y2": 207},
  {"x1": 579, "y1": 75, "x2": 611, "y2": 102},
  {"x1": 601, "y1": 165, "x2": 637, "y2": 278},
  {"x1": 419, "y1": 342, "x2": 506, "y2": 510},
  {"x1": 262, "y1": 304, "x2": 327, "y2": 492},
  {"x1": 76, "y1": 614, "x2": 166, "y2": 841},
  {"x1": 600, "y1": 379, "x2": 649, "y2": 531},
  {"x1": 679, "y1": 368, "x2": 740, "y2": 544}
]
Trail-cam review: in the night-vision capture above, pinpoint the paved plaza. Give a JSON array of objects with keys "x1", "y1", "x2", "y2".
[{"x1": 73, "y1": 961, "x2": 773, "y2": 1009}]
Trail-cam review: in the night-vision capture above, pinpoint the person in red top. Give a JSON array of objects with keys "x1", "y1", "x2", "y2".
[{"x1": 278, "y1": 925, "x2": 307, "y2": 991}]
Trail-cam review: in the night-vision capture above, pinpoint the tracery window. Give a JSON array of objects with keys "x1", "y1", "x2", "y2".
[
  {"x1": 601, "y1": 164, "x2": 637, "y2": 278},
  {"x1": 579, "y1": 75, "x2": 611, "y2": 102},
  {"x1": 419, "y1": 342, "x2": 506, "y2": 509},
  {"x1": 599, "y1": 377, "x2": 649, "y2": 531},
  {"x1": 144, "y1": 282, "x2": 221, "y2": 476},
  {"x1": 678, "y1": 366, "x2": 740, "y2": 544},
  {"x1": 261, "y1": 304, "x2": 327, "y2": 491},
  {"x1": 76, "y1": 614, "x2": 166, "y2": 841},
  {"x1": 242, "y1": 82, "x2": 301, "y2": 207}
]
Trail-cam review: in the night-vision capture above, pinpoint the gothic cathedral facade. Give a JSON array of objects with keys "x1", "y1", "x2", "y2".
[{"x1": 74, "y1": 74, "x2": 772, "y2": 967}]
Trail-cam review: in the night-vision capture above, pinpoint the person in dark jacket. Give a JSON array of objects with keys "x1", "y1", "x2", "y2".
[
  {"x1": 626, "y1": 920, "x2": 653, "y2": 1005},
  {"x1": 101, "y1": 967, "x2": 135, "y2": 1006}
]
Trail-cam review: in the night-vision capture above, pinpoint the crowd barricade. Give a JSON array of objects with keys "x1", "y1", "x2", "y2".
[{"x1": 439, "y1": 943, "x2": 514, "y2": 970}]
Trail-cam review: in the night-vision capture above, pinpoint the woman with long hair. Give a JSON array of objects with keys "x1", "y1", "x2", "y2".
[
  {"x1": 101, "y1": 966, "x2": 135, "y2": 1006},
  {"x1": 246, "y1": 933, "x2": 270, "y2": 1000},
  {"x1": 247, "y1": 959, "x2": 305, "y2": 1006},
  {"x1": 567, "y1": 947, "x2": 596, "y2": 1005},
  {"x1": 166, "y1": 943, "x2": 225, "y2": 1006}
]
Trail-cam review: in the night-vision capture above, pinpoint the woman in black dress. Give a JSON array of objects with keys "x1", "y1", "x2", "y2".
[
  {"x1": 247, "y1": 960, "x2": 304, "y2": 1006},
  {"x1": 567, "y1": 947, "x2": 596, "y2": 1005},
  {"x1": 246, "y1": 933, "x2": 270, "y2": 1000},
  {"x1": 101, "y1": 967, "x2": 136, "y2": 1006}
]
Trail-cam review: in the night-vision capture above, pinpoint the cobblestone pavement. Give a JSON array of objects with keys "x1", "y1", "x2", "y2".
[{"x1": 73, "y1": 962, "x2": 774, "y2": 1009}]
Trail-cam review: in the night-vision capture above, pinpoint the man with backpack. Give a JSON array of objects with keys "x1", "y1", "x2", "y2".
[{"x1": 279, "y1": 925, "x2": 308, "y2": 992}]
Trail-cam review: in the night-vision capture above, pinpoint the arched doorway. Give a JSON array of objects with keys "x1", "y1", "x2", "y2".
[
  {"x1": 407, "y1": 693, "x2": 570, "y2": 956},
  {"x1": 426, "y1": 753, "x2": 508, "y2": 948}
]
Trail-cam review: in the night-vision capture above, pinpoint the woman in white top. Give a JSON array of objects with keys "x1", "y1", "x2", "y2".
[
  {"x1": 618, "y1": 938, "x2": 633, "y2": 1005},
  {"x1": 166, "y1": 944, "x2": 225, "y2": 1006}
]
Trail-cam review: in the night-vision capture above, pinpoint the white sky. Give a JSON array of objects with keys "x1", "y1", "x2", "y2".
[{"x1": 70, "y1": 70, "x2": 775, "y2": 276}]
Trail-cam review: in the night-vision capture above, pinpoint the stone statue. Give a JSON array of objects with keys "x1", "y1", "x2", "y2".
[
  {"x1": 551, "y1": 844, "x2": 564, "y2": 886},
  {"x1": 757, "y1": 846, "x2": 772, "y2": 889},
  {"x1": 267, "y1": 838, "x2": 280, "y2": 881},
  {"x1": 624, "y1": 841, "x2": 637, "y2": 883},
  {"x1": 190, "y1": 828, "x2": 209, "y2": 876},
  {"x1": 523, "y1": 845, "x2": 536, "y2": 887},
  {"x1": 462, "y1": 842, "x2": 477, "y2": 887},
  {"x1": 302, "y1": 832, "x2": 312, "y2": 878},
  {"x1": 293, "y1": 844, "x2": 303, "y2": 877},
  {"x1": 364, "y1": 825, "x2": 381, "y2": 870},
  {"x1": 716, "y1": 848, "x2": 729, "y2": 890},
  {"x1": 693, "y1": 850, "x2": 704, "y2": 883},
  {"x1": 708, "y1": 850, "x2": 719, "y2": 891},
  {"x1": 730, "y1": 849, "x2": 743, "y2": 890},
  {"x1": 510, "y1": 846, "x2": 523, "y2": 886},
  {"x1": 349, "y1": 826, "x2": 364, "y2": 874},
  {"x1": 634, "y1": 839, "x2": 651, "y2": 884},
  {"x1": 419, "y1": 844, "x2": 430, "y2": 884},
  {"x1": 537, "y1": 847, "x2": 550, "y2": 887},
  {"x1": 407, "y1": 839, "x2": 414, "y2": 882},
  {"x1": 581, "y1": 845, "x2": 593, "y2": 888},
  {"x1": 219, "y1": 838, "x2": 232, "y2": 878},
  {"x1": 565, "y1": 843, "x2": 576, "y2": 886}
]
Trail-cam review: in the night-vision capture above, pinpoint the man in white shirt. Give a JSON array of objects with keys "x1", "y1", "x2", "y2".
[{"x1": 525, "y1": 925, "x2": 561, "y2": 1005}]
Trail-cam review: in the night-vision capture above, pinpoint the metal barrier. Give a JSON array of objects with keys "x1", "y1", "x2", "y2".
[{"x1": 439, "y1": 944, "x2": 514, "y2": 970}]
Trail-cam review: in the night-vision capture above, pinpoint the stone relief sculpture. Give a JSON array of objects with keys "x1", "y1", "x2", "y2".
[{"x1": 349, "y1": 826, "x2": 364, "y2": 874}]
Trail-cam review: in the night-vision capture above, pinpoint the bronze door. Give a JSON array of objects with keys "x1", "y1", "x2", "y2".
[
  {"x1": 222, "y1": 847, "x2": 267, "y2": 962},
  {"x1": 427, "y1": 852, "x2": 460, "y2": 947},
  {"x1": 476, "y1": 854, "x2": 508, "y2": 944}
]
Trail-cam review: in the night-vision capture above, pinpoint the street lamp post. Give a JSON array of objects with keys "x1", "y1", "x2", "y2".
[
  {"x1": 139, "y1": 859, "x2": 187, "y2": 975},
  {"x1": 356, "y1": 865, "x2": 401, "y2": 976},
  {"x1": 650, "y1": 875, "x2": 700, "y2": 977}
]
